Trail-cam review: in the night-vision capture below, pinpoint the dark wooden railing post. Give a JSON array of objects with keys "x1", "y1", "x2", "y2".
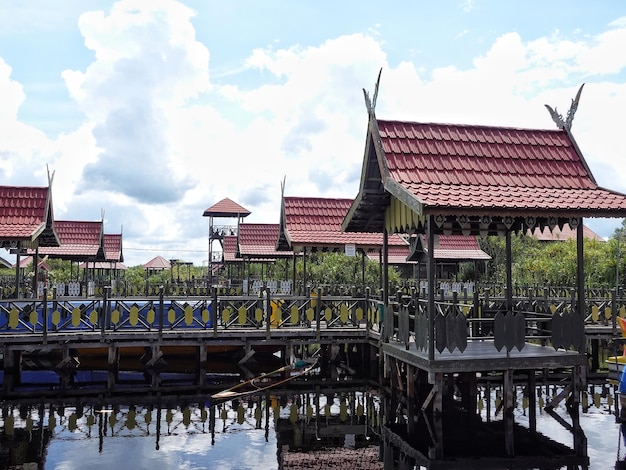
[
  {"x1": 265, "y1": 287, "x2": 272, "y2": 340},
  {"x1": 212, "y1": 288, "x2": 218, "y2": 337},
  {"x1": 158, "y1": 286, "x2": 164, "y2": 341},
  {"x1": 365, "y1": 287, "x2": 371, "y2": 334},
  {"x1": 315, "y1": 288, "x2": 321, "y2": 342},
  {"x1": 42, "y1": 287, "x2": 48, "y2": 344}
]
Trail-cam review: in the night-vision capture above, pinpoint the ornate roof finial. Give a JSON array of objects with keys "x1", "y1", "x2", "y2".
[
  {"x1": 544, "y1": 83, "x2": 585, "y2": 131},
  {"x1": 363, "y1": 68, "x2": 382, "y2": 115}
]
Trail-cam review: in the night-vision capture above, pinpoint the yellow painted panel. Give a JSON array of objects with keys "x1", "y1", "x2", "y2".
[
  {"x1": 340, "y1": 304, "x2": 348, "y2": 323},
  {"x1": 324, "y1": 307, "x2": 332, "y2": 322},
  {"x1": 605, "y1": 307, "x2": 612, "y2": 320},
  {"x1": 274, "y1": 307, "x2": 282, "y2": 324},
  {"x1": 145, "y1": 411, "x2": 152, "y2": 425},
  {"x1": 291, "y1": 306, "x2": 299, "y2": 324},
  {"x1": 202, "y1": 308, "x2": 209, "y2": 323},
  {"x1": 357, "y1": 403, "x2": 364, "y2": 417},
  {"x1": 340, "y1": 402, "x2": 347, "y2": 422},
  {"x1": 52, "y1": 310, "x2": 60, "y2": 326},
  {"x1": 550, "y1": 305, "x2": 557, "y2": 314},
  {"x1": 8, "y1": 308, "x2": 18, "y2": 328},
  {"x1": 462, "y1": 306, "x2": 470, "y2": 316},
  {"x1": 111, "y1": 309, "x2": 120, "y2": 324},
  {"x1": 255, "y1": 307, "x2": 263, "y2": 322},
  {"x1": 130, "y1": 306, "x2": 139, "y2": 326},
  {"x1": 72, "y1": 307, "x2": 81, "y2": 327},
  {"x1": 168, "y1": 308, "x2": 176, "y2": 323},
  {"x1": 222, "y1": 307, "x2": 231, "y2": 323},
  {"x1": 306, "y1": 307, "x2": 314, "y2": 321},
  {"x1": 355, "y1": 307, "x2": 363, "y2": 321},
  {"x1": 621, "y1": 306, "x2": 626, "y2": 318},
  {"x1": 591, "y1": 305, "x2": 599, "y2": 322},
  {"x1": 29, "y1": 310, "x2": 38, "y2": 326},
  {"x1": 89, "y1": 310, "x2": 98, "y2": 324},
  {"x1": 238, "y1": 306, "x2": 247, "y2": 324},
  {"x1": 147, "y1": 309, "x2": 155, "y2": 324},
  {"x1": 184, "y1": 306, "x2": 193, "y2": 325}
]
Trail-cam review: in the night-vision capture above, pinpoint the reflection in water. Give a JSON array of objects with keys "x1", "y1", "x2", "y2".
[{"x1": 0, "y1": 381, "x2": 621, "y2": 469}]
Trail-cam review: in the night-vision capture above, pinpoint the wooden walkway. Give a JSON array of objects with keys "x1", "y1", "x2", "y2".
[{"x1": 382, "y1": 340, "x2": 586, "y2": 374}]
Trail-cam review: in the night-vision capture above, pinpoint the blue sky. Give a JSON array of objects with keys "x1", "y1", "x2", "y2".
[{"x1": 0, "y1": 0, "x2": 625, "y2": 266}]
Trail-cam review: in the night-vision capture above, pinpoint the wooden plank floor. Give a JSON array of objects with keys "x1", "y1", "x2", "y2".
[{"x1": 382, "y1": 340, "x2": 586, "y2": 373}]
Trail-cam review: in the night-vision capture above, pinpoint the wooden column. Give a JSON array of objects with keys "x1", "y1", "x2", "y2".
[
  {"x1": 427, "y1": 215, "x2": 436, "y2": 361},
  {"x1": 505, "y1": 230, "x2": 513, "y2": 312}
]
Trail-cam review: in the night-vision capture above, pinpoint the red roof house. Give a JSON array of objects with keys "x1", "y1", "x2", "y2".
[
  {"x1": 277, "y1": 196, "x2": 408, "y2": 252},
  {"x1": 104, "y1": 233, "x2": 124, "y2": 262},
  {"x1": 238, "y1": 223, "x2": 293, "y2": 259},
  {"x1": 343, "y1": 116, "x2": 626, "y2": 235},
  {"x1": 33, "y1": 220, "x2": 105, "y2": 261},
  {"x1": 143, "y1": 255, "x2": 171, "y2": 270},
  {"x1": 202, "y1": 198, "x2": 251, "y2": 218},
  {"x1": 0, "y1": 185, "x2": 60, "y2": 249}
]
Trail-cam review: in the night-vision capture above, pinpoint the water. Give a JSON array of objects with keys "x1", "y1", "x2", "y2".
[{"x1": 0, "y1": 382, "x2": 621, "y2": 469}]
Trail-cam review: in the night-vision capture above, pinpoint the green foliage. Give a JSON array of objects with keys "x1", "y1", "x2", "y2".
[
  {"x1": 478, "y1": 232, "x2": 620, "y2": 287},
  {"x1": 297, "y1": 252, "x2": 401, "y2": 287}
]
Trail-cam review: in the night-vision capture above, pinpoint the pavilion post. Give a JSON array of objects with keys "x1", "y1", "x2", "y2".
[
  {"x1": 505, "y1": 230, "x2": 513, "y2": 312},
  {"x1": 427, "y1": 215, "x2": 435, "y2": 361}
]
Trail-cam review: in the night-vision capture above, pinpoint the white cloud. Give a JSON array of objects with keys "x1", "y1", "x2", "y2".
[{"x1": 2, "y1": 0, "x2": 626, "y2": 265}]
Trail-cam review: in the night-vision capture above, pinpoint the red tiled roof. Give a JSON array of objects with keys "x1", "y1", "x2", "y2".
[
  {"x1": 0, "y1": 186, "x2": 58, "y2": 245},
  {"x1": 143, "y1": 255, "x2": 171, "y2": 270},
  {"x1": 377, "y1": 120, "x2": 626, "y2": 215},
  {"x1": 530, "y1": 223, "x2": 604, "y2": 241},
  {"x1": 104, "y1": 233, "x2": 123, "y2": 262},
  {"x1": 429, "y1": 234, "x2": 492, "y2": 260},
  {"x1": 283, "y1": 197, "x2": 407, "y2": 249},
  {"x1": 203, "y1": 198, "x2": 251, "y2": 218},
  {"x1": 79, "y1": 261, "x2": 127, "y2": 270},
  {"x1": 366, "y1": 235, "x2": 491, "y2": 263},
  {"x1": 238, "y1": 223, "x2": 293, "y2": 258},
  {"x1": 35, "y1": 220, "x2": 104, "y2": 258},
  {"x1": 222, "y1": 235, "x2": 240, "y2": 262}
]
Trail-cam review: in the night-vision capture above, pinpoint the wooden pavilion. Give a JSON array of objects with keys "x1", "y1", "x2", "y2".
[
  {"x1": 0, "y1": 183, "x2": 60, "y2": 297},
  {"x1": 202, "y1": 198, "x2": 251, "y2": 285},
  {"x1": 276, "y1": 193, "x2": 408, "y2": 292},
  {"x1": 341, "y1": 79, "x2": 626, "y2": 464}
]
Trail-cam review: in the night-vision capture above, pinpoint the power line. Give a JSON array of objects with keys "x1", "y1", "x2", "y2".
[{"x1": 125, "y1": 246, "x2": 208, "y2": 253}]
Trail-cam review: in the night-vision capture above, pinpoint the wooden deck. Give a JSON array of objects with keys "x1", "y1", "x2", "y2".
[{"x1": 382, "y1": 339, "x2": 586, "y2": 374}]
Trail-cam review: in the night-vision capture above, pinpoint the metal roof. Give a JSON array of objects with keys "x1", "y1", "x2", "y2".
[
  {"x1": 344, "y1": 115, "x2": 626, "y2": 236},
  {"x1": 143, "y1": 255, "x2": 171, "y2": 270},
  {"x1": 34, "y1": 220, "x2": 105, "y2": 261},
  {"x1": 278, "y1": 196, "x2": 408, "y2": 251},
  {"x1": 202, "y1": 198, "x2": 251, "y2": 218},
  {"x1": 0, "y1": 185, "x2": 59, "y2": 247},
  {"x1": 104, "y1": 233, "x2": 124, "y2": 262},
  {"x1": 222, "y1": 235, "x2": 241, "y2": 263},
  {"x1": 238, "y1": 223, "x2": 293, "y2": 258}
]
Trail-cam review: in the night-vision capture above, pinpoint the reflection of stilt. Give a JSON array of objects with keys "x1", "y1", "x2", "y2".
[
  {"x1": 503, "y1": 368, "x2": 514, "y2": 456},
  {"x1": 544, "y1": 364, "x2": 588, "y2": 458}
]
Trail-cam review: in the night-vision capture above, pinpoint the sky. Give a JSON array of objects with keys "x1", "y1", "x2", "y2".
[{"x1": 1, "y1": 0, "x2": 625, "y2": 267}]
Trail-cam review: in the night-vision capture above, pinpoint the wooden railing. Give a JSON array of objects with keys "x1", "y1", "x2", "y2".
[{"x1": 0, "y1": 287, "x2": 381, "y2": 343}]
